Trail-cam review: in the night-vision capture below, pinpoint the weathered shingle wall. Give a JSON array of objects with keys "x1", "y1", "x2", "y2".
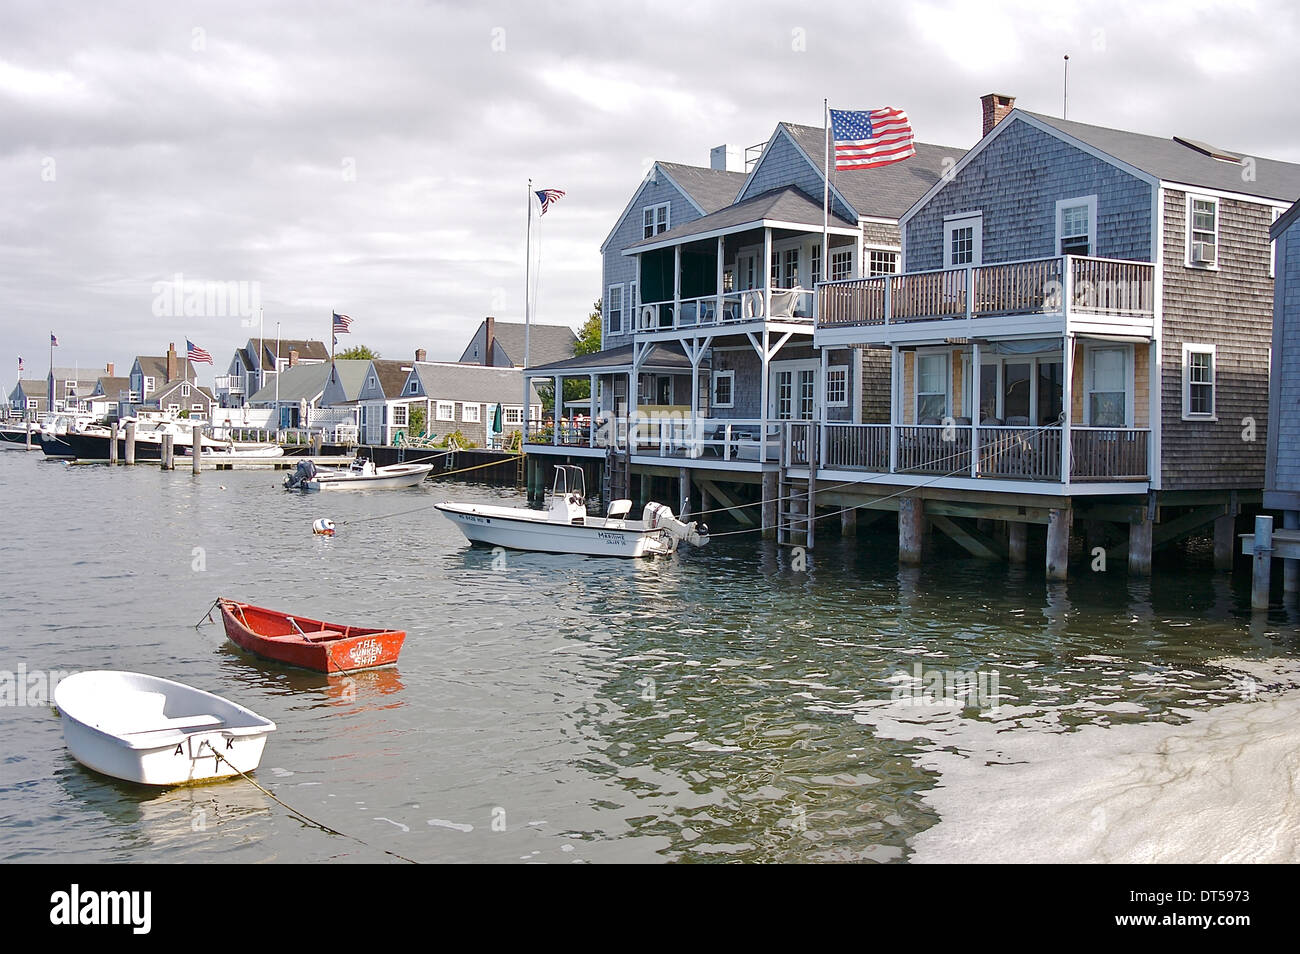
[
  {"x1": 738, "y1": 130, "x2": 856, "y2": 222},
  {"x1": 1270, "y1": 220, "x2": 1300, "y2": 496},
  {"x1": 1160, "y1": 189, "x2": 1275, "y2": 490},
  {"x1": 905, "y1": 117, "x2": 1153, "y2": 270}
]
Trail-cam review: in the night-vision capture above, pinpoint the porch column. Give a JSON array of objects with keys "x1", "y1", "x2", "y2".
[
  {"x1": 715, "y1": 236, "x2": 724, "y2": 323},
  {"x1": 819, "y1": 346, "x2": 829, "y2": 466},
  {"x1": 970, "y1": 340, "x2": 980, "y2": 478},
  {"x1": 763, "y1": 227, "x2": 773, "y2": 319},
  {"x1": 627, "y1": 369, "x2": 638, "y2": 453},
  {"x1": 553, "y1": 375, "x2": 562, "y2": 446},
  {"x1": 673, "y1": 243, "x2": 682, "y2": 329},
  {"x1": 759, "y1": 329, "x2": 770, "y2": 462},
  {"x1": 589, "y1": 373, "x2": 597, "y2": 448},
  {"x1": 889, "y1": 346, "x2": 900, "y2": 473},
  {"x1": 1046, "y1": 506, "x2": 1072, "y2": 580},
  {"x1": 1061, "y1": 333, "x2": 1074, "y2": 482}
]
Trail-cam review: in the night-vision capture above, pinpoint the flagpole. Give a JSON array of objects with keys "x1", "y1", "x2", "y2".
[
  {"x1": 524, "y1": 178, "x2": 532, "y2": 430},
  {"x1": 822, "y1": 99, "x2": 830, "y2": 284}
]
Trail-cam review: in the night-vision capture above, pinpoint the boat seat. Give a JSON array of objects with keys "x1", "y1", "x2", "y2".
[
  {"x1": 122, "y1": 714, "x2": 223, "y2": 735},
  {"x1": 606, "y1": 499, "x2": 632, "y2": 527},
  {"x1": 303, "y1": 629, "x2": 344, "y2": 642}
]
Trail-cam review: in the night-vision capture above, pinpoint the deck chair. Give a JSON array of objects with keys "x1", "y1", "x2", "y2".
[{"x1": 606, "y1": 499, "x2": 632, "y2": 528}]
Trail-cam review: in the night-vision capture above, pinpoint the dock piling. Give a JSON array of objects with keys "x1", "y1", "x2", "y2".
[
  {"x1": 124, "y1": 422, "x2": 136, "y2": 465},
  {"x1": 161, "y1": 434, "x2": 173, "y2": 470},
  {"x1": 1251, "y1": 514, "x2": 1273, "y2": 610},
  {"x1": 1007, "y1": 521, "x2": 1027, "y2": 564},
  {"x1": 109, "y1": 423, "x2": 119, "y2": 465},
  {"x1": 192, "y1": 425, "x2": 202, "y2": 475},
  {"x1": 899, "y1": 495, "x2": 924, "y2": 566},
  {"x1": 1046, "y1": 508, "x2": 1072, "y2": 580},
  {"x1": 1285, "y1": 511, "x2": 1299, "y2": 596}
]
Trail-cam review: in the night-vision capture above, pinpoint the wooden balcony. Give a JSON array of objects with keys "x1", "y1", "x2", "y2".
[{"x1": 816, "y1": 255, "x2": 1155, "y2": 343}]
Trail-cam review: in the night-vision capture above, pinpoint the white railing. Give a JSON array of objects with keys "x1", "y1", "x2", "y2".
[{"x1": 635, "y1": 288, "x2": 815, "y2": 333}]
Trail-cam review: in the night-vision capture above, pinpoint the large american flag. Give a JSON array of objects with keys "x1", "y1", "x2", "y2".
[
  {"x1": 187, "y1": 339, "x2": 213, "y2": 364},
  {"x1": 332, "y1": 311, "x2": 353, "y2": 334},
  {"x1": 535, "y1": 188, "x2": 565, "y2": 215},
  {"x1": 829, "y1": 107, "x2": 916, "y2": 170}
]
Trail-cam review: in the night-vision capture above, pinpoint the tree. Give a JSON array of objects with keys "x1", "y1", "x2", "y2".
[
  {"x1": 575, "y1": 299, "x2": 602, "y2": 356},
  {"x1": 335, "y1": 345, "x2": 380, "y2": 360}
]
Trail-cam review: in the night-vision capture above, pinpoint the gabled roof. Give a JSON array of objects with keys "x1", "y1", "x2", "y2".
[
  {"x1": 48, "y1": 367, "x2": 100, "y2": 386},
  {"x1": 132, "y1": 355, "x2": 198, "y2": 386},
  {"x1": 1024, "y1": 111, "x2": 1300, "y2": 203},
  {"x1": 11, "y1": 380, "x2": 45, "y2": 398},
  {"x1": 321, "y1": 359, "x2": 372, "y2": 404},
  {"x1": 466, "y1": 320, "x2": 576, "y2": 367},
  {"x1": 366, "y1": 359, "x2": 415, "y2": 400},
  {"x1": 411, "y1": 362, "x2": 539, "y2": 404},
  {"x1": 526, "y1": 342, "x2": 701, "y2": 374},
  {"x1": 92, "y1": 376, "x2": 130, "y2": 398},
  {"x1": 247, "y1": 362, "x2": 335, "y2": 405},
  {"x1": 1273, "y1": 197, "x2": 1300, "y2": 240},
  {"x1": 774, "y1": 122, "x2": 967, "y2": 220},
  {"x1": 245, "y1": 338, "x2": 329, "y2": 367},
  {"x1": 150, "y1": 378, "x2": 215, "y2": 403},
  {"x1": 624, "y1": 185, "x2": 858, "y2": 252},
  {"x1": 657, "y1": 161, "x2": 747, "y2": 213}
]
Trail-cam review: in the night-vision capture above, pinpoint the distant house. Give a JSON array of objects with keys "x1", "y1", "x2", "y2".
[
  {"x1": 247, "y1": 361, "x2": 336, "y2": 428},
  {"x1": 399, "y1": 360, "x2": 541, "y2": 447},
  {"x1": 7, "y1": 380, "x2": 45, "y2": 418},
  {"x1": 150, "y1": 377, "x2": 216, "y2": 419},
  {"x1": 126, "y1": 344, "x2": 201, "y2": 417},
  {"x1": 215, "y1": 338, "x2": 329, "y2": 407},
  {"x1": 355, "y1": 358, "x2": 417, "y2": 446},
  {"x1": 88, "y1": 375, "x2": 131, "y2": 420},
  {"x1": 459, "y1": 316, "x2": 576, "y2": 368},
  {"x1": 1266, "y1": 198, "x2": 1300, "y2": 520},
  {"x1": 46, "y1": 366, "x2": 101, "y2": 413}
]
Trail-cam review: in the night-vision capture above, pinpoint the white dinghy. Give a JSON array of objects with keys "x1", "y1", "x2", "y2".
[
  {"x1": 287, "y1": 456, "x2": 433, "y2": 491},
  {"x1": 54, "y1": 671, "x2": 276, "y2": 786},
  {"x1": 436, "y1": 464, "x2": 708, "y2": 558}
]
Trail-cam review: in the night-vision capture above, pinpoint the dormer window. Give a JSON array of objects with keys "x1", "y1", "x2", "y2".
[{"x1": 1187, "y1": 196, "x2": 1218, "y2": 268}]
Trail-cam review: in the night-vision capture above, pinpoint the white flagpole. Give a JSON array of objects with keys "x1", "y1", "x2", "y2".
[
  {"x1": 523, "y1": 179, "x2": 532, "y2": 430},
  {"x1": 822, "y1": 99, "x2": 830, "y2": 283}
]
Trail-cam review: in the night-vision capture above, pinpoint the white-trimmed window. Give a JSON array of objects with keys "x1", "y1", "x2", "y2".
[
  {"x1": 1187, "y1": 196, "x2": 1219, "y2": 267},
  {"x1": 27, "y1": 398, "x2": 38, "y2": 410},
  {"x1": 1085, "y1": 346, "x2": 1129, "y2": 427},
  {"x1": 811, "y1": 243, "x2": 822, "y2": 284},
  {"x1": 393, "y1": 404, "x2": 408, "y2": 427},
  {"x1": 944, "y1": 213, "x2": 982, "y2": 268},
  {"x1": 407, "y1": 379, "x2": 419, "y2": 395},
  {"x1": 826, "y1": 366, "x2": 848, "y2": 407},
  {"x1": 1182, "y1": 343, "x2": 1216, "y2": 420},
  {"x1": 866, "y1": 248, "x2": 899, "y2": 276},
  {"x1": 503, "y1": 406, "x2": 524, "y2": 425},
  {"x1": 712, "y1": 370, "x2": 735, "y2": 409},
  {"x1": 436, "y1": 401, "x2": 455, "y2": 421},
  {"x1": 181, "y1": 384, "x2": 190, "y2": 398},
  {"x1": 367, "y1": 375, "x2": 377, "y2": 390},
  {"x1": 607, "y1": 284, "x2": 624, "y2": 335},
  {"x1": 168, "y1": 403, "x2": 180, "y2": 413},
  {"x1": 782, "y1": 248, "x2": 800, "y2": 288},
  {"x1": 1056, "y1": 195, "x2": 1097, "y2": 256},
  {"x1": 462, "y1": 403, "x2": 481, "y2": 423},
  {"x1": 64, "y1": 381, "x2": 76, "y2": 395},
  {"x1": 642, "y1": 203, "x2": 669, "y2": 238},
  {"x1": 191, "y1": 403, "x2": 204, "y2": 412},
  {"x1": 143, "y1": 376, "x2": 155, "y2": 395},
  {"x1": 831, "y1": 248, "x2": 855, "y2": 281},
  {"x1": 916, "y1": 353, "x2": 949, "y2": 420}
]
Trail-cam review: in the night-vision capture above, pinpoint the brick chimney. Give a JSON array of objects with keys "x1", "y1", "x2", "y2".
[
  {"x1": 288, "y1": 349, "x2": 299, "y2": 368},
  {"x1": 484, "y1": 316, "x2": 496, "y2": 366},
  {"x1": 106, "y1": 362, "x2": 114, "y2": 376},
  {"x1": 981, "y1": 93, "x2": 1016, "y2": 138},
  {"x1": 165, "y1": 343, "x2": 177, "y2": 383},
  {"x1": 415, "y1": 348, "x2": 427, "y2": 362}
]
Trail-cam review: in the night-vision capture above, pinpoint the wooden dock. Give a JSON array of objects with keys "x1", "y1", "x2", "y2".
[{"x1": 1239, "y1": 515, "x2": 1300, "y2": 609}]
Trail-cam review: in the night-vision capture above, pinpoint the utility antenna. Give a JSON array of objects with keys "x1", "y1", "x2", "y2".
[{"x1": 1063, "y1": 53, "x2": 1070, "y2": 119}]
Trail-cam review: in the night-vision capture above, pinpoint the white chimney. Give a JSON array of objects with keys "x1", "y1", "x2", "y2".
[{"x1": 710, "y1": 144, "x2": 743, "y2": 173}]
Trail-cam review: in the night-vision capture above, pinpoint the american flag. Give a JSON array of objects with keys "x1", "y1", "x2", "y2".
[
  {"x1": 535, "y1": 188, "x2": 565, "y2": 215},
  {"x1": 332, "y1": 311, "x2": 353, "y2": 334},
  {"x1": 829, "y1": 107, "x2": 916, "y2": 170},
  {"x1": 17, "y1": 356, "x2": 23, "y2": 373},
  {"x1": 50, "y1": 333, "x2": 59, "y2": 347},
  {"x1": 187, "y1": 339, "x2": 213, "y2": 364}
]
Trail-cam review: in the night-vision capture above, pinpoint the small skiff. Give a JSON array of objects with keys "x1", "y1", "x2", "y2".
[
  {"x1": 436, "y1": 464, "x2": 708, "y2": 558},
  {"x1": 218, "y1": 598, "x2": 406, "y2": 673},
  {"x1": 54, "y1": 671, "x2": 276, "y2": 786},
  {"x1": 285, "y1": 457, "x2": 433, "y2": 490}
]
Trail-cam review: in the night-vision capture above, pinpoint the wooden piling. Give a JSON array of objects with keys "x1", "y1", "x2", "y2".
[
  {"x1": 1129, "y1": 515, "x2": 1153, "y2": 576},
  {"x1": 124, "y1": 422, "x2": 136, "y2": 465},
  {"x1": 109, "y1": 423, "x2": 119, "y2": 464},
  {"x1": 1007, "y1": 521, "x2": 1027, "y2": 564},
  {"x1": 1251, "y1": 514, "x2": 1273, "y2": 611},
  {"x1": 1285, "y1": 511, "x2": 1299, "y2": 596},
  {"x1": 1213, "y1": 512, "x2": 1235, "y2": 571},
  {"x1": 160, "y1": 434, "x2": 173, "y2": 470},
  {"x1": 1046, "y1": 507, "x2": 1072, "y2": 580},
  {"x1": 841, "y1": 506, "x2": 857, "y2": 535},
  {"x1": 678, "y1": 467, "x2": 690, "y2": 519},
  {"x1": 899, "y1": 494, "x2": 924, "y2": 566},
  {"x1": 761, "y1": 471, "x2": 778, "y2": 540},
  {"x1": 192, "y1": 425, "x2": 202, "y2": 475}
]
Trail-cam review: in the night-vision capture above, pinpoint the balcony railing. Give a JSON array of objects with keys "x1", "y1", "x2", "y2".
[
  {"x1": 814, "y1": 423, "x2": 1150, "y2": 482},
  {"x1": 817, "y1": 255, "x2": 1155, "y2": 329},
  {"x1": 525, "y1": 416, "x2": 782, "y2": 460},
  {"x1": 635, "y1": 288, "x2": 816, "y2": 333}
]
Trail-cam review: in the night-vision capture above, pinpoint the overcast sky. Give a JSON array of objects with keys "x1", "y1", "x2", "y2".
[{"x1": 2, "y1": 0, "x2": 1297, "y2": 380}]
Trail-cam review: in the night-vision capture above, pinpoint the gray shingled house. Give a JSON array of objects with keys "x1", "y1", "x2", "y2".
[
  {"x1": 1265, "y1": 199, "x2": 1300, "y2": 523},
  {"x1": 459, "y1": 316, "x2": 576, "y2": 368},
  {"x1": 398, "y1": 360, "x2": 542, "y2": 447}
]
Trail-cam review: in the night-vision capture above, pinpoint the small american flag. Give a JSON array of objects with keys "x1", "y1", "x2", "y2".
[
  {"x1": 830, "y1": 107, "x2": 916, "y2": 170},
  {"x1": 50, "y1": 333, "x2": 59, "y2": 347},
  {"x1": 332, "y1": 312, "x2": 353, "y2": 334},
  {"x1": 535, "y1": 188, "x2": 565, "y2": 215},
  {"x1": 187, "y1": 339, "x2": 213, "y2": 364},
  {"x1": 17, "y1": 356, "x2": 23, "y2": 373}
]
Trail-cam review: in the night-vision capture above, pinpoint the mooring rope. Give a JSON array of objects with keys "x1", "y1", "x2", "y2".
[{"x1": 198, "y1": 741, "x2": 420, "y2": 864}]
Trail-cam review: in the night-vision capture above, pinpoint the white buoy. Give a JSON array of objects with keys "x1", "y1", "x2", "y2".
[{"x1": 312, "y1": 518, "x2": 336, "y2": 537}]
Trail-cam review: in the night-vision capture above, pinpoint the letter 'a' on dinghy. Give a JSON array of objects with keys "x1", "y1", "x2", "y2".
[
  {"x1": 54, "y1": 671, "x2": 276, "y2": 786},
  {"x1": 435, "y1": 464, "x2": 708, "y2": 558}
]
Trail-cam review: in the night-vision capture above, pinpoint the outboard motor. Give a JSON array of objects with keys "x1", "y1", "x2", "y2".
[
  {"x1": 643, "y1": 502, "x2": 709, "y2": 547},
  {"x1": 284, "y1": 458, "x2": 318, "y2": 490}
]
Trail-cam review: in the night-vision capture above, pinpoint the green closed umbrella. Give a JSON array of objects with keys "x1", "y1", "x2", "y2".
[{"x1": 492, "y1": 403, "x2": 503, "y2": 434}]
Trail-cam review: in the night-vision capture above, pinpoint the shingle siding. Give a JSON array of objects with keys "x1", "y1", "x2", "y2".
[
  {"x1": 1271, "y1": 220, "x2": 1300, "y2": 497},
  {"x1": 738, "y1": 130, "x2": 855, "y2": 222},
  {"x1": 1160, "y1": 189, "x2": 1275, "y2": 490},
  {"x1": 905, "y1": 116, "x2": 1153, "y2": 270}
]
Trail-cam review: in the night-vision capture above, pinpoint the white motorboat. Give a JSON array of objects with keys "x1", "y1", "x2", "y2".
[
  {"x1": 285, "y1": 456, "x2": 433, "y2": 491},
  {"x1": 435, "y1": 464, "x2": 708, "y2": 558},
  {"x1": 182, "y1": 440, "x2": 283, "y2": 459},
  {"x1": 54, "y1": 671, "x2": 276, "y2": 786}
]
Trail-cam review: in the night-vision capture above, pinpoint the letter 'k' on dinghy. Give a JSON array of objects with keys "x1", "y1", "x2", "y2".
[{"x1": 435, "y1": 464, "x2": 708, "y2": 558}]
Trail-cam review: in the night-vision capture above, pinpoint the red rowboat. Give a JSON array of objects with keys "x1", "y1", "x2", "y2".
[{"x1": 217, "y1": 598, "x2": 406, "y2": 674}]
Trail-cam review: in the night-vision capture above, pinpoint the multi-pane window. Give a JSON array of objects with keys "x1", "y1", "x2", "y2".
[
  {"x1": 950, "y1": 227, "x2": 974, "y2": 266},
  {"x1": 1059, "y1": 202, "x2": 1091, "y2": 255},
  {"x1": 712, "y1": 370, "x2": 734, "y2": 408},
  {"x1": 917, "y1": 354, "x2": 948, "y2": 420},
  {"x1": 798, "y1": 370, "x2": 815, "y2": 419},
  {"x1": 811, "y1": 244, "x2": 822, "y2": 284},
  {"x1": 775, "y1": 372, "x2": 793, "y2": 419},
  {"x1": 393, "y1": 404, "x2": 408, "y2": 427},
  {"x1": 783, "y1": 249, "x2": 800, "y2": 287},
  {"x1": 503, "y1": 406, "x2": 523, "y2": 425},
  {"x1": 607, "y1": 285, "x2": 623, "y2": 335},
  {"x1": 826, "y1": 367, "x2": 848, "y2": 406},
  {"x1": 832, "y1": 249, "x2": 854, "y2": 280},
  {"x1": 1189, "y1": 197, "x2": 1218, "y2": 266},
  {"x1": 642, "y1": 204, "x2": 669, "y2": 239},
  {"x1": 867, "y1": 249, "x2": 898, "y2": 276},
  {"x1": 944, "y1": 213, "x2": 982, "y2": 269},
  {"x1": 462, "y1": 403, "x2": 481, "y2": 423},
  {"x1": 436, "y1": 401, "x2": 455, "y2": 421},
  {"x1": 1183, "y1": 344, "x2": 1216, "y2": 418},
  {"x1": 1087, "y1": 347, "x2": 1127, "y2": 427}
]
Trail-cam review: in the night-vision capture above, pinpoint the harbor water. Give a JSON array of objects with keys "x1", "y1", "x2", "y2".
[{"x1": 1, "y1": 450, "x2": 1297, "y2": 863}]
